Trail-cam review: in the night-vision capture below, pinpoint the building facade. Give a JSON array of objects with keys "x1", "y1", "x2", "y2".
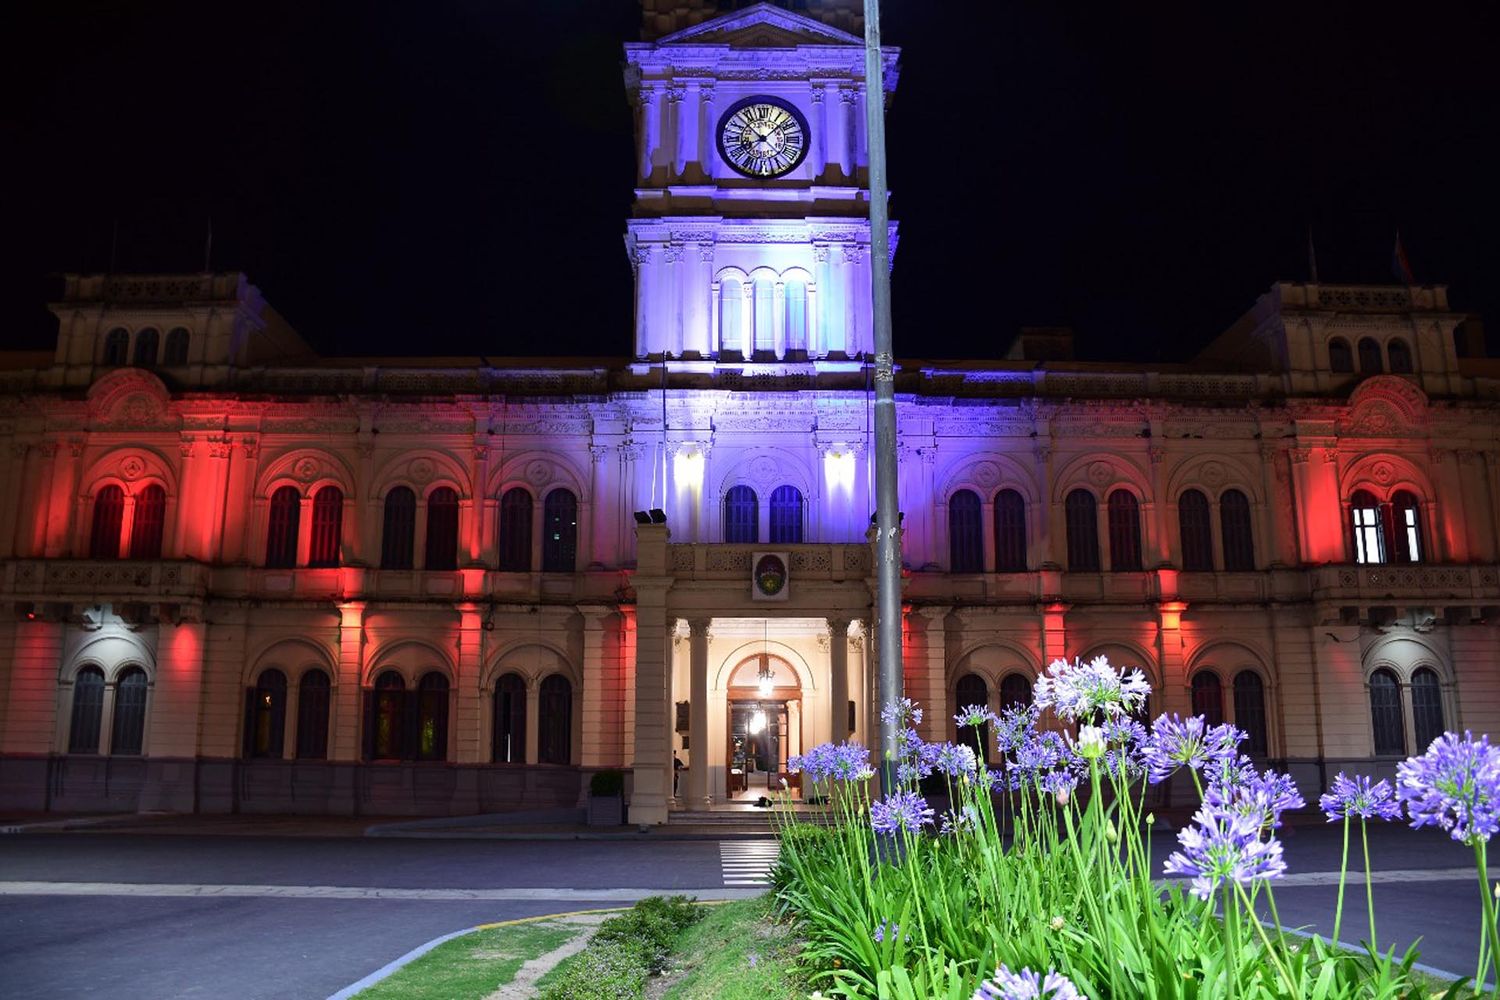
[{"x1": 2, "y1": 2, "x2": 1498, "y2": 822}]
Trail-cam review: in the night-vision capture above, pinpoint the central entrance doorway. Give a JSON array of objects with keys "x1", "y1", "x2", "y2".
[{"x1": 725, "y1": 652, "x2": 801, "y2": 801}]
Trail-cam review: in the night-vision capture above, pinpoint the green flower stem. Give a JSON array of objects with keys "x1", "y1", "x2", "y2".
[
  {"x1": 1233, "y1": 881, "x2": 1298, "y2": 996},
  {"x1": 1331, "y1": 815, "x2": 1350, "y2": 950},
  {"x1": 1360, "y1": 817, "x2": 1378, "y2": 952},
  {"x1": 1474, "y1": 839, "x2": 1500, "y2": 998},
  {"x1": 1224, "y1": 887, "x2": 1241, "y2": 1000}
]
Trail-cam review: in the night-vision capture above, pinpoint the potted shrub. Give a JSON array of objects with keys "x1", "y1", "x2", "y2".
[{"x1": 588, "y1": 769, "x2": 625, "y2": 826}]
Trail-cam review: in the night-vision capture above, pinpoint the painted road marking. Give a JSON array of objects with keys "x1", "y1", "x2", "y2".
[
  {"x1": 720, "y1": 840, "x2": 781, "y2": 886},
  {"x1": 0, "y1": 881, "x2": 763, "y2": 902}
]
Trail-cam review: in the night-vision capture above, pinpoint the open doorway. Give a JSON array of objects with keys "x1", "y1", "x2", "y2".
[{"x1": 725, "y1": 652, "x2": 801, "y2": 801}]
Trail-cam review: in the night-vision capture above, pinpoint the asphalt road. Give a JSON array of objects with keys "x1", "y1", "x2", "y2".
[{"x1": 0, "y1": 823, "x2": 1491, "y2": 999}]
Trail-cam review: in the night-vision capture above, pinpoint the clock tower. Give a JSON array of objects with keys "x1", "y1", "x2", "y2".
[{"x1": 623, "y1": 1, "x2": 899, "y2": 364}]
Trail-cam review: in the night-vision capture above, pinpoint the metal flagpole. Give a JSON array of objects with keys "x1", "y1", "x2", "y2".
[{"x1": 862, "y1": 0, "x2": 903, "y2": 796}]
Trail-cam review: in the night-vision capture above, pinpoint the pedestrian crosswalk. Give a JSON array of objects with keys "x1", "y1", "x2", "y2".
[{"x1": 719, "y1": 840, "x2": 780, "y2": 886}]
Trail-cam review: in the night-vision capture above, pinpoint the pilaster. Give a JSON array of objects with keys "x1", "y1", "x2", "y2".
[{"x1": 332, "y1": 602, "x2": 366, "y2": 762}]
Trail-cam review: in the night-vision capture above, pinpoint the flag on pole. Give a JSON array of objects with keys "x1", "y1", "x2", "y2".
[
  {"x1": 1391, "y1": 231, "x2": 1415, "y2": 285},
  {"x1": 1306, "y1": 226, "x2": 1319, "y2": 284}
]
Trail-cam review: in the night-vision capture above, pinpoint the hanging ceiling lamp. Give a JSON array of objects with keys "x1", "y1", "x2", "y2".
[{"x1": 757, "y1": 619, "x2": 774, "y2": 697}]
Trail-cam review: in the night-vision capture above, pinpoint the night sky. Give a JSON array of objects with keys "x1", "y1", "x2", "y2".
[{"x1": 5, "y1": 0, "x2": 1495, "y2": 363}]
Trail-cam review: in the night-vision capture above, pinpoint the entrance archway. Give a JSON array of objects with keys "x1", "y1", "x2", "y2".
[{"x1": 725, "y1": 653, "x2": 802, "y2": 799}]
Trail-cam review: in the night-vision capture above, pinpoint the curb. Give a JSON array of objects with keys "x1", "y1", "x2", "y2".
[{"x1": 326, "y1": 898, "x2": 735, "y2": 1000}]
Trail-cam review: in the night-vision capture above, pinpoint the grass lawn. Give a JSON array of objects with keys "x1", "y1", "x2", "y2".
[
  {"x1": 357, "y1": 919, "x2": 582, "y2": 1000},
  {"x1": 658, "y1": 896, "x2": 807, "y2": 999}
]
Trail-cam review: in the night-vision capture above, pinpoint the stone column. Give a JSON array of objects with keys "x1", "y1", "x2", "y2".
[
  {"x1": 332, "y1": 602, "x2": 366, "y2": 762},
  {"x1": 629, "y1": 522, "x2": 673, "y2": 825},
  {"x1": 637, "y1": 85, "x2": 661, "y2": 182},
  {"x1": 809, "y1": 83, "x2": 828, "y2": 179},
  {"x1": 827, "y1": 617, "x2": 850, "y2": 741},
  {"x1": 632, "y1": 244, "x2": 656, "y2": 357},
  {"x1": 43, "y1": 439, "x2": 83, "y2": 558},
  {"x1": 579, "y1": 605, "x2": 614, "y2": 766},
  {"x1": 1157, "y1": 602, "x2": 1189, "y2": 716},
  {"x1": 772, "y1": 281, "x2": 787, "y2": 360},
  {"x1": 812, "y1": 246, "x2": 833, "y2": 357},
  {"x1": 455, "y1": 604, "x2": 484, "y2": 763},
  {"x1": 914, "y1": 607, "x2": 949, "y2": 742},
  {"x1": 1289, "y1": 444, "x2": 1342, "y2": 563},
  {"x1": 524, "y1": 677, "x2": 541, "y2": 765},
  {"x1": 687, "y1": 617, "x2": 711, "y2": 806}
]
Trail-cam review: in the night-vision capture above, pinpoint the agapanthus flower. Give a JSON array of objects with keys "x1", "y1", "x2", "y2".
[
  {"x1": 1142, "y1": 714, "x2": 1243, "y2": 784},
  {"x1": 881, "y1": 698, "x2": 923, "y2": 729},
  {"x1": 871, "y1": 789, "x2": 934, "y2": 835},
  {"x1": 1072, "y1": 724, "x2": 1106, "y2": 760},
  {"x1": 1396, "y1": 731, "x2": 1500, "y2": 845},
  {"x1": 1033, "y1": 655, "x2": 1150, "y2": 721},
  {"x1": 1319, "y1": 772, "x2": 1402, "y2": 822},
  {"x1": 1206, "y1": 768, "x2": 1304, "y2": 830},
  {"x1": 1163, "y1": 804, "x2": 1287, "y2": 900},
  {"x1": 994, "y1": 702, "x2": 1041, "y2": 758},
  {"x1": 1102, "y1": 715, "x2": 1147, "y2": 748},
  {"x1": 956, "y1": 703, "x2": 1001, "y2": 730},
  {"x1": 941, "y1": 803, "x2": 981, "y2": 835},
  {"x1": 933, "y1": 741, "x2": 980, "y2": 779},
  {"x1": 1200, "y1": 751, "x2": 1256, "y2": 793},
  {"x1": 872, "y1": 918, "x2": 908, "y2": 944},
  {"x1": 973, "y1": 965, "x2": 1086, "y2": 1000},
  {"x1": 1040, "y1": 769, "x2": 1079, "y2": 799}
]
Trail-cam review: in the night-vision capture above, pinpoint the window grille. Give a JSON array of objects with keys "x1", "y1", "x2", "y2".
[
  {"x1": 1107, "y1": 490, "x2": 1143, "y2": 571},
  {"x1": 724, "y1": 485, "x2": 758, "y2": 543},
  {"x1": 1369, "y1": 669, "x2": 1405, "y2": 755},
  {"x1": 948, "y1": 489, "x2": 982, "y2": 572},
  {"x1": 994, "y1": 489, "x2": 1027, "y2": 572},
  {"x1": 769, "y1": 485, "x2": 804, "y2": 544},
  {"x1": 380, "y1": 487, "x2": 416, "y2": 569},
  {"x1": 111, "y1": 668, "x2": 149, "y2": 755},
  {"x1": 1410, "y1": 668, "x2": 1444, "y2": 752},
  {"x1": 1178, "y1": 489, "x2": 1213, "y2": 571},
  {"x1": 265, "y1": 486, "x2": 301, "y2": 568},
  {"x1": 1065, "y1": 489, "x2": 1100, "y2": 571},
  {"x1": 1233, "y1": 671, "x2": 1268, "y2": 755},
  {"x1": 498, "y1": 488, "x2": 533, "y2": 571},
  {"x1": 68, "y1": 667, "x2": 106, "y2": 754},
  {"x1": 424, "y1": 487, "x2": 460, "y2": 570},
  {"x1": 1219, "y1": 489, "x2": 1255, "y2": 571}
]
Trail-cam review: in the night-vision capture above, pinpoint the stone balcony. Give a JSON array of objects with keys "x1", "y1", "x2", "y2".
[
  {"x1": 1309, "y1": 563, "x2": 1500, "y2": 605},
  {"x1": 3, "y1": 559, "x2": 211, "y2": 604}
]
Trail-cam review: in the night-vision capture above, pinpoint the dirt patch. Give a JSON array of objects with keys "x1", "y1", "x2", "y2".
[{"x1": 483, "y1": 913, "x2": 613, "y2": 1000}]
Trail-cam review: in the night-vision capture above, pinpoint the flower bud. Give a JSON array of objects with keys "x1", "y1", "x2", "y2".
[
  {"x1": 1055, "y1": 787, "x2": 1070, "y2": 805},
  {"x1": 1049, "y1": 916, "x2": 1065, "y2": 931},
  {"x1": 1076, "y1": 724, "x2": 1106, "y2": 760},
  {"x1": 1105, "y1": 820, "x2": 1119, "y2": 843}
]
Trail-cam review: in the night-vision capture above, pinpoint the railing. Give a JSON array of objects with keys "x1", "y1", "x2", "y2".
[{"x1": 665, "y1": 543, "x2": 870, "y2": 581}]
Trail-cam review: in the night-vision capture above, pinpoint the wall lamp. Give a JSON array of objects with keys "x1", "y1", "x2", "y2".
[{"x1": 633, "y1": 509, "x2": 668, "y2": 525}]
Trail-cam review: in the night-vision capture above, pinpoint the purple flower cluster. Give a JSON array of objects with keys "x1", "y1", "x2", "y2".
[
  {"x1": 871, "y1": 789, "x2": 935, "y2": 835},
  {"x1": 933, "y1": 741, "x2": 980, "y2": 780},
  {"x1": 1319, "y1": 772, "x2": 1402, "y2": 822},
  {"x1": 1163, "y1": 804, "x2": 1287, "y2": 900},
  {"x1": 1205, "y1": 767, "x2": 1305, "y2": 830},
  {"x1": 1033, "y1": 655, "x2": 1150, "y2": 722},
  {"x1": 787, "y1": 741, "x2": 872, "y2": 784},
  {"x1": 974, "y1": 965, "x2": 1086, "y2": 1000},
  {"x1": 1141, "y1": 714, "x2": 1243, "y2": 784},
  {"x1": 994, "y1": 703, "x2": 1042, "y2": 759},
  {"x1": 1396, "y1": 730, "x2": 1500, "y2": 845},
  {"x1": 872, "y1": 918, "x2": 908, "y2": 944},
  {"x1": 881, "y1": 698, "x2": 923, "y2": 730},
  {"x1": 955, "y1": 703, "x2": 1001, "y2": 730}
]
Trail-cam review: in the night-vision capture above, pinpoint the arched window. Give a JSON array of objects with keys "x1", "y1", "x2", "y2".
[
  {"x1": 769, "y1": 485, "x2": 803, "y2": 544},
  {"x1": 68, "y1": 667, "x2": 106, "y2": 754},
  {"x1": 129, "y1": 484, "x2": 166, "y2": 559},
  {"x1": 1358, "y1": 337, "x2": 1383, "y2": 374},
  {"x1": 1233, "y1": 671, "x2": 1268, "y2": 755},
  {"x1": 719, "y1": 278, "x2": 743, "y2": 355},
  {"x1": 1369, "y1": 668, "x2": 1404, "y2": 756},
  {"x1": 752, "y1": 278, "x2": 774, "y2": 354},
  {"x1": 1000, "y1": 673, "x2": 1032, "y2": 708},
  {"x1": 1328, "y1": 337, "x2": 1354, "y2": 373},
  {"x1": 1191, "y1": 671, "x2": 1224, "y2": 726},
  {"x1": 724, "y1": 485, "x2": 758, "y2": 543},
  {"x1": 308, "y1": 486, "x2": 343, "y2": 567},
  {"x1": 103, "y1": 328, "x2": 130, "y2": 366},
  {"x1": 1410, "y1": 667, "x2": 1445, "y2": 752},
  {"x1": 132, "y1": 327, "x2": 160, "y2": 366},
  {"x1": 1391, "y1": 490, "x2": 1423, "y2": 564},
  {"x1": 111, "y1": 667, "x2": 149, "y2": 755},
  {"x1": 785, "y1": 280, "x2": 808, "y2": 353},
  {"x1": 1387, "y1": 338, "x2": 1413, "y2": 374},
  {"x1": 163, "y1": 327, "x2": 190, "y2": 366},
  {"x1": 1065, "y1": 489, "x2": 1100, "y2": 571},
  {"x1": 367, "y1": 671, "x2": 406, "y2": 760},
  {"x1": 1107, "y1": 489, "x2": 1143, "y2": 571},
  {"x1": 424, "y1": 487, "x2": 460, "y2": 570},
  {"x1": 493, "y1": 673, "x2": 526, "y2": 763},
  {"x1": 948, "y1": 489, "x2": 983, "y2": 573},
  {"x1": 1219, "y1": 489, "x2": 1255, "y2": 571},
  {"x1": 417, "y1": 672, "x2": 449, "y2": 761},
  {"x1": 954, "y1": 673, "x2": 990, "y2": 761},
  {"x1": 380, "y1": 487, "x2": 416, "y2": 570},
  {"x1": 1178, "y1": 489, "x2": 1213, "y2": 572},
  {"x1": 498, "y1": 488, "x2": 533, "y2": 571},
  {"x1": 542, "y1": 488, "x2": 578, "y2": 572},
  {"x1": 1350, "y1": 489, "x2": 1385, "y2": 564},
  {"x1": 244, "y1": 669, "x2": 287, "y2": 759},
  {"x1": 90, "y1": 485, "x2": 125, "y2": 559},
  {"x1": 538, "y1": 674, "x2": 572, "y2": 764},
  {"x1": 296, "y1": 670, "x2": 330, "y2": 760},
  {"x1": 265, "y1": 486, "x2": 301, "y2": 568},
  {"x1": 994, "y1": 489, "x2": 1027, "y2": 572}
]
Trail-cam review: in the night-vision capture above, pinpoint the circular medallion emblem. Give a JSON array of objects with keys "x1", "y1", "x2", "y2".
[
  {"x1": 717, "y1": 97, "x2": 809, "y2": 178},
  {"x1": 754, "y1": 553, "x2": 788, "y2": 597}
]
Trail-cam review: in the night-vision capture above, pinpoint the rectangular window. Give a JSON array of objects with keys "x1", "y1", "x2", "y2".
[{"x1": 1353, "y1": 507, "x2": 1384, "y2": 564}]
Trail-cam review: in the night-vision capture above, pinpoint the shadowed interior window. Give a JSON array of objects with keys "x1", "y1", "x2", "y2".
[
  {"x1": 129, "y1": 484, "x2": 166, "y2": 559},
  {"x1": 542, "y1": 488, "x2": 577, "y2": 572},
  {"x1": 1410, "y1": 667, "x2": 1444, "y2": 752},
  {"x1": 163, "y1": 327, "x2": 190, "y2": 365},
  {"x1": 103, "y1": 328, "x2": 129, "y2": 366},
  {"x1": 493, "y1": 672, "x2": 526, "y2": 763},
  {"x1": 1107, "y1": 489, "x2": 1142, "y2": 571},
  {"x1": 948, "y1": 489, "x2": 982, "y2": 572},
  {"x1": 498, "y1": 488, "x2": 532, "y2": 571},
  {"x1": 68, "y1": 667, "x2": 105, "y2": 754},
  {"x1": 308, "y1": 486, "x2": 343, "y2": 567},
  {"x1": 1178, "y1": 489, "x2": 1212, "y2": 571},
  {"x1": 381, "y1": 487, "x2": 416, "y2": 569},
  {"x1": 1387, "y1": 338, "x2": 1413, "y2": 374},
  {"x1": 1219, "y1": 489, "x2": 1255, "y2": 571},
  {"x1": 111, "y1": 667, "x2": 149, "y2": 755},
  {"x1": 1328, "y1": 337, "x2": 1354, "y2": 373},
  {"x1": 993, "y1": 489, "x2": 1026, "y2": 572},
  {"x1": 424, "y1": 487, "x2": 459, "y2": 570},
  {"x1": 1234, "y1": 671, "x2": 1267, "y2": 755},
  {"x1": 1369, "y1": 669, "x2": 1404, "y2": 756},
  {"x1": 132, "y1": 327, "x2": 159, "y2": 366},
  {"x1": 1191, "y1": 671, "x2": 1224, "y2": 726},
  {"x1": 90, "y1": 485, "x2": 125, "y2": 559},
  {"x1": 244, "y1": 669, "x2": 287, "y2": 759},
  {"x1": 1065, "y1": 489, "x2": 1099, "y2": 571},
  {"x1": 769, "y1": 485, "x2": 803, "y2": 544},
  {"x1": 724, "y1": 485, "x2": 757, "y2": 543},
  {"x1": 539, "y1": 674, "x2": 572, "y2": 764},
  {"x1": 1000, "y1": 673, "x2": 1032, "y2": 709},
  {"x1": 417, "y1": 672, "x2": 449, "y2": 761},
  {"x1": 1358, "y1": 337, "x2": 1383, "y2": 374},
  {"x1": 296, "y1": 670, "x2": 330, "y2": 760},
  {"x1": 265, "y1": 486, "x2": 301, "y2": 568}
]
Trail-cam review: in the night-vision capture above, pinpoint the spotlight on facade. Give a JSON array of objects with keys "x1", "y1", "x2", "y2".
[
  {"x1": 648, "y1": 508, "x2": 666, "y2": 524},
  {"x1": 633, "y1": 510, "x2": 651, "y2": 524},
  {"x1": 16, "y1": 602, "x2": 36, "y2": 621}
]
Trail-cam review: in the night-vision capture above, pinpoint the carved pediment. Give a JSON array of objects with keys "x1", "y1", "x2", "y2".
[
  {"x1": 658, "y1": 3, "x2": 862, "y2": 46},
  {"x1": 86, "y1": 368, "x2": 174, "y2": 430},
  {"x1": 1342, "y1": 375, "x2": 1428, "y2": 438}
]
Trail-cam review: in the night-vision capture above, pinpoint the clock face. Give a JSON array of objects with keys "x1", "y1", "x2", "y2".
[{"x1": 717, "y1": 97, "x2": 809, "y2": 178}]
